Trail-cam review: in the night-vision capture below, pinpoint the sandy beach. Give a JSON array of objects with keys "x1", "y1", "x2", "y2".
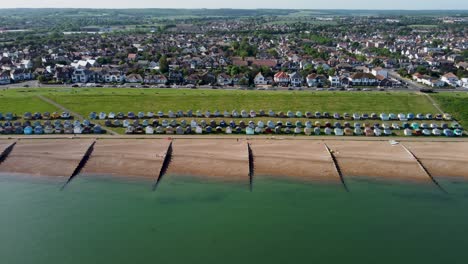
[
  {"x1": 81, "y1": 139, "x2": 171, "y2": 179},
  {"x1": 166, "y1": 139, "x2": 249, "y2": 183},
  {"x1": 0, "y1": 139, "x2": 94, "y2": 177},
  {"x1": 325, "y1": 141, "x2": 433, "y2": 183},
  {"x1": 250, "y1": 140, "x2": 341, "y2": 183},
  {"x1": 405, "y1": 142, "x2": 468, "y2": 180}
]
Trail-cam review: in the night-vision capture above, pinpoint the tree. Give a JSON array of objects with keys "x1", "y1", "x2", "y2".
[{"x1": 159, "y1": 56, "x2": 169, "y2": 73}]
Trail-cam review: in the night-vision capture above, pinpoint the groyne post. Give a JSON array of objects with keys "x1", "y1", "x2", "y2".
[
  {"x1": 324, "y1": 143, "x2": 349, "y2": 192},
  {"x1": 247, "y1": 142, "x2": 254, "y2": 192}
]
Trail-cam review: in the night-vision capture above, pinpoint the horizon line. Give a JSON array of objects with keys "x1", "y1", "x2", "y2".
[{"x1": 0, "y1": 7, "x2": 467, "y2": 11}]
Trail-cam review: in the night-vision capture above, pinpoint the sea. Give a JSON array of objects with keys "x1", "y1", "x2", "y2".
[{"x1": 0, "y1": 174, "x2": 467, "y2": 264}]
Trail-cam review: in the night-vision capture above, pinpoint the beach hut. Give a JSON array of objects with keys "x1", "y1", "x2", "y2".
[
  {"x1": 187, "y1": 110, "x2": 193, "y2": 117},
  {"x1": 265, "y1": 127, "x2": 273, "y2": 134},
  {"x1": 382, "y1": 123, "x2": 390, "y2": 130},
  {"x1": 324, "y1": 127, "x2": 332, "y2": 135},
  {"x1": 125, "y1": 126, "x2": 135, "y2": 134},
  {"x1": 334, "y1": 122, "x2": 342, "y2": 129},
  {"x1": 205, "y1": 110, "x2": 211, "y2": 118},
  {"x1": 370, "y1": 113, "x2": 377, "y2": 120},
  {"x1": 305, "y1": 112, "x2": 313, "y2": 118},
  {"x1": 204, "y1": 126, "x2": 212, "y2": 134},
  {"x1": 42, "y1": 125, "x2": 53, "y2": 134},
  {"x1": 89, "y1": 112, "x2": 97, "y2": 120},
  {"x1": 407, "y1": 113, "x2": 415, "y2": 120},
  {"x1": 402, "y1": 122, "x2": 410, "y2": 129},
  {"x1": 108, "y1": 112, "x2": 116, "y2": 119},
  {"x1": 255, "y1": 127, "x2": 263, "y2": 134},
  {"x1": 142, "y1": 120, "x2": 149, "y2": 127},
  {"x1": 195, "y1": 126, "x2": 203, "y2": 134},
  {"x1": 160, "y1": 119, "x2": 168, "y2": 127},
  {"x1": 122, "y1": 120, "x2": 130, "y2": 128},
  {"x1": 354, "y1": 127, "x2": 363, "y2": 135},
  {"x1": 61, "y1": 112, "x2": 70, "y2": 119},
  {"x1": 420, "y1": 123, "x2": 429, "y2": 129},
  {"x1": 147, "y1": 112, "x2": 154, "y2": 118},
  {"x1": 451, "y1": 122, "x2": 461, "y2": 129},
  {"x1": 276, "y1": 121, "x2": 283, "y2": 128},
  {"x1": 127, "y1": 112, "x2": 136, "y2": 119},
  {"x1": 314, "y1": 127, "x2": 321, "y2": 135},
  {"x1": 259, "y1": 110, "x2": 266, "y2": 117},
  {"x1": 454, "y1": 129, "x2": 463, "y2": 137},
  {"x1": 322, "y1": 112, "x2": 329, "y2": 119},
  {"x1": 344, "y1": 128, "x2": 353, "y2": 136},
  {"x1": 4, "y1": 126, "x2": 12, "y2": 134},
  {"x1": 286, "y1": 111, "x2": 294, "y2": 118},
  {"x1": 294, "y1": 111, "x2": 302, "y2": 118},
  {"x1": 248, "y1": 121, "x2": 255, "y2": 129},
  {"x1": 359, "y1": 113, "x2": 367, "y2": 120},
  {"x1": 226, "y1": 127, "x2": 232, "y2": 134},
  {"x1": 137, "y1": 112, "x2": 145, "y2": 119},
  {"x1": 267, "y1": 121, "x2": 275, "y2": 129},
  {"x1": 404, "y1": 128, "x2": 412, "y2": 136},
  {"x1": 380, "y1": 113, "x2": 389, "y2": 121},
  {"x1": 353, "y1": 113, "x2": 360, "y2": 120},
  {"x1": 324, "y1": 122, "x2": 331, "y2": 128},
  {"x1": 285, "y1": 121, "x2": 293, "y2": 128},
  {"x1": 362, "y1": 127, "x2": 372, "y2": 136},
  {"x1": 152, "y1": 119, "x2": 159, "y2": 127},
  {"x1": 304, "y1": 127, "x2": 312, "y2": 136},
  {"x1": 180, "y1": 120, "x2": 187, "y2": 127},
  {"x1": 416, "y1": 113, "x2": 425, "y2": 120},
  {"x1": 354, "y1": 122, "x2": 361, "y2": 128},
  {"x1": 190, "y1": 120, "x2": 198, "y2": 128},
  {"x1": 113, "y1": 120, "x2": 121, "y2": 127},
  {"x1": 257, "y1": 121, "x2": 265, "y2": 128},
  {"x1": 250, "y1": 110, "x2": 257, "y2": 118},
  {"x1": 93, "y1": 125, "x2": 103, "y2": 134},
  {"x1": 224, "y1": 110, "x2": 231, "y2": 118},
  {"x1": 334, "y1": 128, "x2": 344, "y2": 136},
  {"x1": 73, "y1": 120, "x2": 81, "y2": 127},
  {"x1": 441, "y1": 123, "x2": 449, "y2": 129},
  {"x1": 104, "y1": 120, "x2": 112, "y2": 127},
  {"x1": 305, "y1": 121, "x2": 312, "y2": 128},
  {"x1": 432, "y1": 128, "x2": 442, "y2": 136},
  {"x1": 277, "y1": 111, "x2": 284, "y2": 118},
  {"x1": 24, "y1": 126, "x2": 33, "y2": 135},
  {"x1": 315, "y1": 112, "x2": 322, "y2": 119},
  {"x1": 63, "y1": 125, "x2": 73, "y2": 134},
  {"x1": 238, "y1": 121, "x2": 245, "y2": 129},
  {"x1": 54, "y1": 125, "x2": 63, "y2": 134},
  {"x1": 383, "y1": 128, "x2": 392, "y2": 136},
  {"x1": 166, "y1": 126, "x2": 174, "y2": 134},
  {"x1": 426, "y1": 114, "x2": 433, "y2": 120},
  {"x1": 50, "y1": 112, "x2": 59, "y2": 119},
  {"x1": 32, "y1": 112, "x2": 41, "y2": 120},
  {"x1": 314, "y1": 121, "x2": 321, "y2": 128},
  {"x1": 177, "y1": 110, "x2": 185, "y2": 118},
  {"x1": 274, "y1": 126, "x2": 282, "y2": 134},
  {"x1": 295, "y1": 121, "x2": 302, "y2": 128},
  {"x1": 185, "y1": 126, "x2": 192, "y2": 134},
  {"x1": 210, "y1": 120, "x2": 217, "y2": 127},
  {"x1": 170, "y1": 119, "x2": 178, "y2": 127},
  {"x1": 343, "y1": 113, "x2": 351, "y2": 120},
  {"x1": 333, "y1": 113, "x2": 340, "y2": 119},
  {"x1": 422, "y1": 129, "x2": 431, "y2": 136},
  {"x1": 83, "y1": 126, "x2": 92, "y2": 134},
  {"x1": 430, "y1": 123, "x2": 438, "y2": 129},
  {"x1": 283, "y1": 127, "x2": 291, "y2": 134},
  {"x1": 14, "y1": 126, "x2": 24, "y2": 134},
  {"x1": 387, "y1": 113, "x2": 396, "y2": 120},
  {"x1": 215, "y1": 126, "x2": 223, "y2": 133},
  {"x1": 241, "y1": 110, "x2": 248, "y2": 118},
  {"x1": 232, "y1": 110, "x2": 239, "y2": 118},
  {"x1": 411, "y1": 123, "x2": 420, "y2": 130},
  {"x1": 117, "y1": 112, "x2": 125, "y2": 119},
  {"x1": 99, "y1": 112, "x2": 107, "y2": 120},
  {"x1": 176, "y1": 126, "x2": 184, "y2": 135},
  {"x1": 228, "y1": 120, "x2": 236, "y2": 128},
  {"x1": 167, "y1": 111, "x2": 175, "y2": 118},
  {"x1": 0, "y1": 113, "x2": 3, "y2": 120},
  {"x1": 132, "y1": 119, "x2": 140, "y2": 127},
  {"x1": 23, "y1": 112, "x2": 33, "y2": 120},
  {"x1": 268, "y1": 110, "x2": 276, "y2": 117},
  {"x1": 73, "y1": 125, "x2": 83, "y2": 134},
  {"x1": 443, "y1": 129, "x2": 454, "y2": 137},
  {"x1": 293, "y1": 127, "x2": 301, "y2": 134},
  {"x1": 145, "y1": 126, "x2": 154, "y2": 134},
  {"x1": 83, "y1": 120, "x2": 90, "y2": 127},
  {"x1": 155, "y1": 126, "x2": 164, "y2": 134},
  {"x1": 235, "y1": 126, "x2": 242, "y2": 134},
  {"x1": 343, "y1": 122, "x2": 351, "y2": 128},
  {"x1": 157, "y1": 111, "x2": 164, "y2": 118}
]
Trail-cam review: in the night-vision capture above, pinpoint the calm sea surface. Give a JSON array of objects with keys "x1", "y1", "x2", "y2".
[{"x1": 0, "y1": 174, "x2": 467, "y2": 264}]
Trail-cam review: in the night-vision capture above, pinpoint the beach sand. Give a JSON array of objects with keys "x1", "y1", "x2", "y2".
[
  {"x1": 249, "y1": 140, "x2": 341, "y2": 183},
  {"x1": 326, "y1": 141, "x2": 432, "y2": 183},
  {"x1": 0, "y1": 140, "x2": 15, "y2": 156},
  {"x1": 0, "y1": 139, "x2": 94, "y2": 177},
  {"x1": 81, "y1": 139, "x2": 171, "y2": 179},
  {"x1": 405, "y1": 142, "x2": 468, "y2": 180},
  {"x1": 166, "y1": 139, "x2": 249, "y2": 183}
]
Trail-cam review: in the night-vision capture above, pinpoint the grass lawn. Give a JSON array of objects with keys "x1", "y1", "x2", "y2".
[
  {"x1": 34, "y1": 88, "x2": 440, "y2": 116},
  {"x1": 431, "y1": 93, "x2": 468, "y2": 126},
  {"x1": 0, "y1": 89, "x2": 59, "y2": 114}
]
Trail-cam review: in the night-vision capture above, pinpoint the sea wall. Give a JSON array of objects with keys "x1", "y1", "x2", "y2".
[{"x1": 0, "y1": 139, "x2": 467, "y2": 186}]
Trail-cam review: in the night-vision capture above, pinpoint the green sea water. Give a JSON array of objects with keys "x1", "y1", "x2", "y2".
[{"x1": 0, "y1": 174, "x2": 468, "y2": 264}]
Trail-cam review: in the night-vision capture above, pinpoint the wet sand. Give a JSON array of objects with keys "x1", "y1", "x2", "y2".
[
  {"x1": 326, "y1": 141, "x2": 432, "y2": 183},
  {"x1": 166, "y1": 139, "x2": 249, "y2": 183},
  {"x1": 405, "y1": 142, "x2": 468, "y2": 180},
  {"x1": 81, "y1": 139, "x2": 171, "y2": 179},
  {"x1": 250, "y1": 140, "x2": 341, "y2": 183},
  {"x1": 0, "y1": 139, "x2": 94, "y2": 177}
]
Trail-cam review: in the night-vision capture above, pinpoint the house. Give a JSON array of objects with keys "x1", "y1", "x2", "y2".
[
  {"x1": 104, "y1": 70, "x2": 125, "y2": 83},
  {"x1": 168, "y1": 71, "x2": 184, "y2": 84},
  {"x1": 72, "y1": 69, "x2": 91, "y2": 83},
  {"x1": 441, "y1": 72, "x2": 459, "y2": 87},
  {"x1": 274, "y1": 71, "x2": 289, "y2": 86},
  {"x1": 10, "y1": 68, "x2": 33, "y2": 82},
  {"x1": 126, "y1": 73, "x2": 143, "y2": 83},
  {"x1": 306, "y1": 74, "x2": 326, "y2": 87},
  {"x1": 144, "y1": 74, "x2": 167, "y2": 85},
  {"x1": 328, "y1": 76, "x2": 341, "y2": 87},
  {"x1": 217, "y1": 73, "x2": 232, "y2": 86},
  {"x1": 461, "y1": 78, "x2": 468, "y2": 89},
  {"x1": 349, "y1": 73, "x2": 378, "y2": 86},
  {"x1": 0, "y1": 71, "x2": 11, "y2": 85},
  {"x1": 289, "y1": 72, "x2": 303, "y2": 87},
  {"x1": 371, "y1": 67, "x2": 388, "y2": 78},
  {"x1": 254, "y1": 72, "x2": 267, "y2": 86},
  {"x1": 233, "y1": 74, "x2": 249, "y2": 86}
]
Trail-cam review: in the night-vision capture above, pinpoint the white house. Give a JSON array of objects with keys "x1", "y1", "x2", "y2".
[
  {"x1": 461, "y1": 78, "x2": 468, "y2": 89},
  {"x1": 274, "y1": 72, "x2": 290, "y2": 86},
  {"x1": 371, "y1": 67, "x2": 388, "y2": 78},
  {"x1": 328, "y1": 76, "x2": 341, "y2": 87},
  {"x1": 217, "y1": 73, "x2": 232, "y2": 86},
  {"x1": 349, "y1": 73, "x2": 378, "y2": 86},
  {"x1": 289, "y1": 72, "x2": 303, "y2": 87},
  {"x1": 104, "y1": 71, "x2": 125, "y2": 83},
  {"x1": 254, "y1": 72, "x2": 267, "y2": 86},
  {"x1": 441, "y1": 73, "x2": 459, "y2": 87},
  {"x1": 72, "y1": 69, "x2": 90, "y2": 83},
  {"x1": 0, "y1": 71, "x2": 11, "y2": 85}
]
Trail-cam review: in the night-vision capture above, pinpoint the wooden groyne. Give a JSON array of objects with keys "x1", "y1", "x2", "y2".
[
  {"x1": 62, "y1": 141, "x2": 96, "y2": 189},
  {"x1": 0, "y1": 141, "x2": 16, "y2": 165},
  {"x1": 247, "y1": 142, "x2": 254, "y2": 192},
  {"x1": 324, "y1": 143, "x2": 349, "y2": 192},
  {"x1": 153, "y1": 141, "x2": 173, "y2": 191}
]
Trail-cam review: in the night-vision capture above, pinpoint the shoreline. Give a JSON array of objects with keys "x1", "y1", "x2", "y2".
[{"x1": 0, "y1": 138, "x2": 466, "y2": 185}]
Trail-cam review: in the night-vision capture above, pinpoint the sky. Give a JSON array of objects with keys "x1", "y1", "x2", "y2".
[{"x1": 1, "y1": 0, "x2": 467, "y2": 10}]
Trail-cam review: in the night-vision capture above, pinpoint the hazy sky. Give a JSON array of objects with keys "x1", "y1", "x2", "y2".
[{"x1": 1, "y1": 0, "x2": 467, "y2": 9}]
